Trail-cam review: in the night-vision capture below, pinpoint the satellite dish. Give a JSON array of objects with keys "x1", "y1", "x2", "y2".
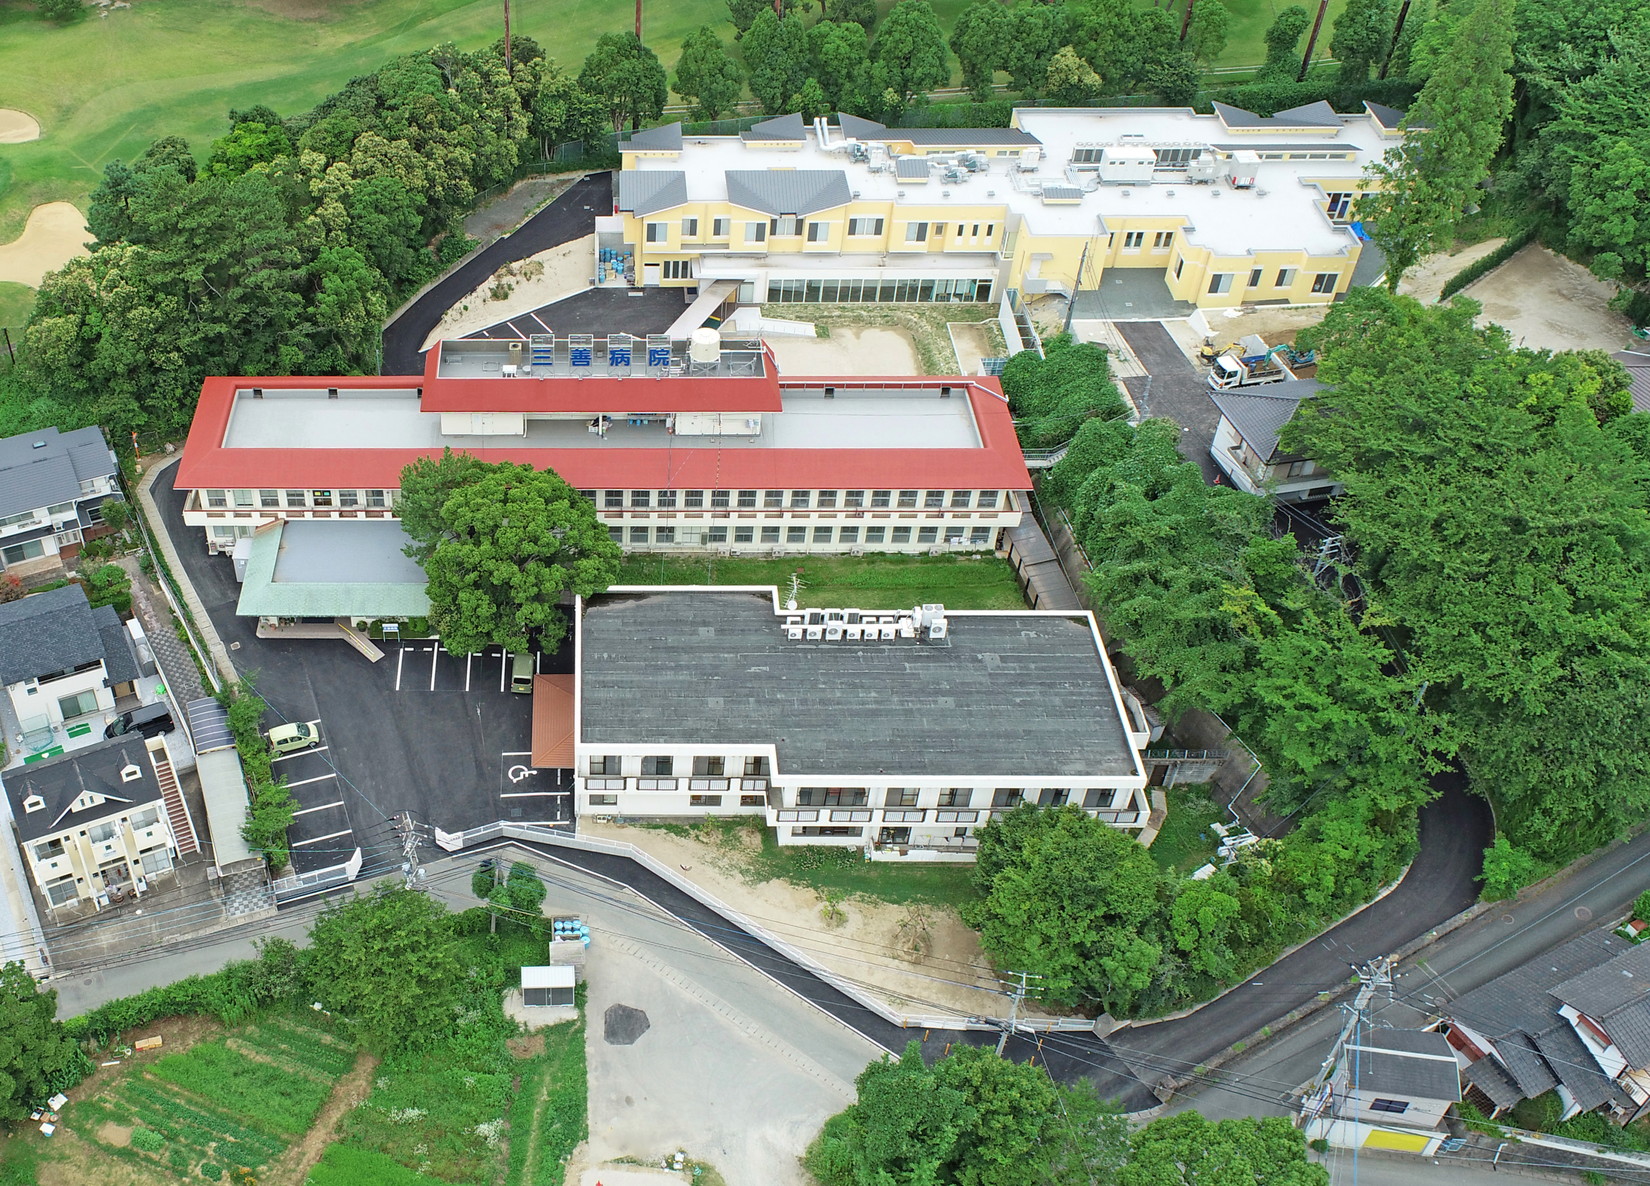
[{"x1": 785, "y1": 599, "x2": 798, "y2": 611}]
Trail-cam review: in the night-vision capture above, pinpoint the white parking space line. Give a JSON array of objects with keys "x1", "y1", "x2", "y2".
[
  {"x1": 501, "y1": 790, "x2": 566, "y2": 798},
  {"x1": 271, "y1": 746, "x2": 329, "y2": 763},
  {"x1": 429, "y1": 645, "x2": 439, "y2": 692},
  {"x1": 499, "y1": 651, "x2": 508, "y2": 692},
  {"x1": 292, "y1": 799, "x2": 345, "y2": 816},
  {"x1": 529, "y1": 311, "x2": 553, "y2": 333},
  {"x1": 291, "y1": 829, "x2": 353, "y2": 847},
  {"x1": 284, "y1": 773, "x2": 338, "y2": 789},
  {"x1": 395, "y1": 645, "x2": 406, "y2": 691},
  {"x1": 465, "y1": 653, "x2": 474, "y2": 692}
]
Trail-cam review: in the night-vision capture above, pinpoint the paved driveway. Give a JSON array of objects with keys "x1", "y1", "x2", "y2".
[{"x1": 1118, "y1": 320, "x2": 1223, "y2": 483}]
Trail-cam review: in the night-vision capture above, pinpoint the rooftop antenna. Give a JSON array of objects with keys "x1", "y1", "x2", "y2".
[{"x1": 785, "y1": 570, "x2": 804, "y2": 612}]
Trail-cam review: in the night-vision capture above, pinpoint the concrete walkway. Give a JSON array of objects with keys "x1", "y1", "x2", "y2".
[{"x1": 135, "y1": 456, "x2": 237, "y2": 691}]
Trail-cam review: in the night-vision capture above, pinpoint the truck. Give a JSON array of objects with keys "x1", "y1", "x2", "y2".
[{"x1": 1206, "y1": 334, "x2": 1295, "y2": 389}]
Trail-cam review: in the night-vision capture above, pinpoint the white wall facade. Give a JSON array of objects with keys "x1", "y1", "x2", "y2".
[
  {"x1": 1210, "y1": 415, "x2": 1342, "y2": 502},
  {"x1": 6, "y1": 663, "x2": 115, "y2": 734}
]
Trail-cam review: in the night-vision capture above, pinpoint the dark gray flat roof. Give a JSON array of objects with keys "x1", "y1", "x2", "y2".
[
  {"x1": 1344, "y1": 1030, "x2": 1460, "y2": 1102},
  {"x1": 579, "y1": 590, "x2": 1138, "y2": 779}
]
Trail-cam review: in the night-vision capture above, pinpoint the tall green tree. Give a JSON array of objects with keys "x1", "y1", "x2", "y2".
[
  {"x1": 579, "y1": 32, "x2": 668, "y2": 132},
  {"x1": 743, "y1": 9, "x2": 812, "y2": 114},
  {"x1": 0, "y1": 962, "x2": 86, "y2": 1121},
  {"x1": 950, "y1": 1, "x2": 1011, "y2": 101},
  {"x1": 809, "y1": 19, "x2": 875, "y2": 112},
  {"x1": 1122, "y1": 1113, "x2": 1328, "y2": 1186},
  {"x1": 674, "y1": 25, "x2": 746, "y2": 120},
  {"x1": 1067, "y1": 0, "x2": 1192, "y2": 95},
  {"x1": 306, "y1": 885, "x2": 463, "y2": 1052},
  {"x1": 1044, "y1": 45, "x2": 1105, "y2": 105},
  {"x1": 965, "y1": 805, "x2": 1165, "y2": 1011},
  {"x1": 1260, "y1": 4, "x2": 1312, "y2": 79},
  {"x1": 1330, "y1": 0, "x2": 1395, "y2": 82},
  {"x1": 398, "y1": 454, "x2": 620, "y2": 655},
  {"x1": 530, "y1": 64, "x2": 610, "y2": 155},
  {"x1": 1002, "y1": 3, "x2": 1068, "y2": 95},
  {"x1": 1186, "y1": 0, "x2": 1232, "y2": 67},
  {"x1": 871, "y1": 0, "x2": 951, "y2": 105}
]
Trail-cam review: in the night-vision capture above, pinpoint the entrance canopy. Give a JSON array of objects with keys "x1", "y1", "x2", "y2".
[{"x1": 531, "y1": 674, "x2": 575, "y2": 768}]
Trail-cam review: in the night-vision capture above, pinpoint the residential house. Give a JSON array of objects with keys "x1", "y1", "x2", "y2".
[
  {"x1": 1328, "y1": 1029, "x2": 1463, "y2": 1131},
  {"x1": 1613, "y1": 350, "x2": 1650, "y2": 414},
  {"x1": 174, "y1": 335, "x2": 1031, "y2": 588},
  {"x1": 1208, "y1": 380, "x2": 1342, "y2": 502},
  {"x1": 0, "y1": 426, "x2": 122, "y2": 578},
  {"x1": 2, "y1": 735, "x2": 194, "y2": 914},
  {"x1": 571, "y1": 587, "x2": 1151, "y2": 859},
  {"x1": 0, "y1": 584, "x2": 151, "y2": 767},
  {"x1": 611, "y1": 103, "x2": 1409, "y2": 312},
  {"x1": 1444, "y1": 930, "x2": 1650, "y2": 1123}
]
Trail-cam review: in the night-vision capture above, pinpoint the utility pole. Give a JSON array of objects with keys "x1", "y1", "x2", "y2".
[
  {"x1": 395, "y1": 812, "x2": 427, "y2": 890},
  {"x1": 1063, "y1": 240, "x2": 1091, "y2": 336},
  {"x1": 636, "y1": 0, "x2": 642, "y2": 39},
  {"x1": 1303, "y1": 956, "x2": 1394, "y2": 1111},
  {"x1": 1297, "y1": 0, "x2": 1330, "y2": 82},
  {"x1": 1378, "y1": 0, "x2": 1412, "y2": 79},
  {"x1": 996, "y1": 971, "x2": 1043, "y2": 1055},
  {"x1": 502, "y1": 0, "x2": 512, "y2": 73}
]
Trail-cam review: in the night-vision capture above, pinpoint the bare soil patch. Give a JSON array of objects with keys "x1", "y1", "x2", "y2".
[
  {"x1": 0, "y1": 108, "x2": 41, "y2": 144},
  {"x1": 1397, "y1": 237, "x2": 1508, "y2": 304},
  {"x1": 0, "y1": 202, "x2": 90, "y2": 288},
  {"x1": 423, "y1": 233, "x2": 595, "y2": 347},
  {"x1": 96, "y1": 1120, "x2": 133, "y2": 1147},
  {"x1": 767, "y1": 326, "x2": 922, "y2": 375},
  {"x1": 271, "y1": 1049, "x2": 378, "y2": 1186},
  {"x1": 1460, "y1": 243, "x2": 1634, "y2": 352},
  {"x1": 1202, "y1": 304, "x2": 1331, "y2": 344},
  {"x1": 509, "y1": 1032, "x2": 547, "y2": 1059}
]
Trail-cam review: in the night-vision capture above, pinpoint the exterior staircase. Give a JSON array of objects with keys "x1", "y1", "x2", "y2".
[{"x1": 148, "y1": 741, "x2": 200, "y2": 856}]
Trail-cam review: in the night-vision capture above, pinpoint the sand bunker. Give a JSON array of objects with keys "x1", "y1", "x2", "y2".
[
  {"x1": 0, "y1": 203, "x2": 91, "y2": 288},
  {"x1": 0, "y1": 109, "x2": 41, "y2": 144}
]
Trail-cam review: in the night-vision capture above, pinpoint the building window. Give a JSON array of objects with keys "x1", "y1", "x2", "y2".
[
  {"x1": 813, "y1": 526, "x2": 832, "y2": 543},
  {"x1": 770, "y1": 216, "x2": 801, "y2": 237},
  {"x1": 939, "y1": 788, "x2": 972, "y2": 807},
  {"x1": 735, "y1": 526, "x2": 754, "y2": 543},
  {"x1": 713, "y1": 217, "x2": 730, "y2": 237},
  {"x1": 712, "y1": 489, "x2": 731, "y2": 508},
  {"x1": 1249, "y1": 268, "x2": 1263, "y2": 287},
  {"x1": 89, "y1": 821, "x2": 119, "y2": 844},
  {"x1": 735, "y1": 489, "x2": 756, "y2": 509},
  {"x1": 898, "y1": 490, "x2": 918, "y2": 509},
  {"x1": 1312, "y1": 272, "x2": 1338, "y2": 294},
  {"x1": 761, "y1": 526, "x2": 781, "y2": 543},
  {"x1": 885, "y1": 788, "x2": 919, "y2": 807},
  {"x1": 589, "y1": 755, "x2": 621, "y2": 775},
  {"x1": 641, "y1": 756, "x2": 673, "y2": 776},
  {"x1": 32, "y1": 838, "x2": 64, "y2": 861},
  {"x1": 747, "y1": 221, "x2": 767, "y2": 242},
  {"x1": 608, "y1": 526, "x2": 623, "y2": 542},
  {"x1": 839, "y1": 526, "x2": 860, "y2": 543},
  {"x1": 693, "y1": 756, "x2": 725, "y2": 776},
  {"x1": 630, "y1": 489, "x2": 650, "y2": 509},
  {"x1": 704, "y1": 526, "x2": 727, "y2": 544},
  {"x1": 993, "y1": 788, "x2": 1024, "y2": 808},
  {"x1": 367, "y1": 489, "x2": 388, "y2": 508},
  {"x1": 744, "y1": 756, "x2": 771, "y2": 777},
  {"x1": 1286, "y1": 459, "x2": 1320, "y2": 478},
  {"x1": 656, "y1": 489, "x2": 677, "y2": 509},
  {"x1": 924, "y1": 490, "x2": 945, "y2": 509},
  {"x1": 786, "y1": 526, "x2": 807, "y2": 543},
  {"x1": 806, "y1": 221, "x2": 830, "y2": 242},
  {"x1": 790, "y1": 490, "x2": 810, "y2": 509},
  {"x1": 684, "y1": 490, "x2": 705, "y2": 509},
  {"x1": 891, "y1": 526, "x2": 912, "y2": 544},
  {"x1": 1326, "y1": 192, "x2": 1353, "y2": 219},
  {"x1": 661, "y1": 259, "x2": 694, "y2": 279},
  {"x1": 817, "y1": 490, "x2": 838, "y2": 509},
  {"x1": 970, "y1": 527, "x2": 991, "y2": 545},
  {"x1": 798, "y1": 788, "x2": 868, "y2": 807},
  {"x1": 231, "y1": 489, "x2": 253, "y2": 508},
  {"x1": 844, "y1": 490, "x2": 865, "y2": 509},
  {"x1": 589, "y1": 794, "x2": 618, "y2": 806},
  {"x1": 1276, "y1": 268, "x2": 1296, "y2": 287},
  {"x1": 905, "y1": 222, "x2": 928, "y2": 243},
  {"x1": 865, "y1": 526, "x2": 886, "y2": 543},
  {"x1": 339, "y1": 490, "x2": 360, "y2": 508},
  {"x1": 871, "y1": 490, "x2": 892, "y2": 509},
  {"x1": 1153, "y1": 231, "x2": 1174, "y2": 249},
  {"x1": 918, "y1": 526, "x2": 939, "y2": 544},
  {"x1": 655, "y1": 526, "x2": 675, "y2": 544},
  {"x1": 206, "y1": 490, "x2": 228, "y2": 508},
  {"x1": 282, "y1": 490, "x2": 305, "y2": 508},
  {"x1": 1208, "y1": 274, "x2": 1233, "y2": 294},
  {"x1": 848, "y1": 217, "x2": 884, "y2": 236},
  {"x1": 45, "y1": 879, "x2": 79, "y2": 907},
  {"x1": 792, "y1": 826, "x2": 863, "y2": 838},
  {"x1": 681, "y1": 217, "x2": 699, "y2": 237},
  {"x1": 605, "y1": 490, "x2": 623, "y2": 509},
  {"x1": 690, "y1": 794, "x2": 723, "y2": 807},
  {"x1": 1123, "y1": 231, "x2": 1145, "y2": 250},
  {"x1": 1174, "y1": 258, "x2": 1184, "y2": 280},
  {"x1": 978, "y1": 490, "x2": 999, "y2": 509},
  {"x1": 311, "y1": 490, "x2": 334, "y2": 508},
  {"x1": 629, "y1": 526, "x2": 648, "y2": 544},
  {"x1": 764, "y1": 490, "x2": 784, "y2": 509},
  {"x1": 1369, "y1": 1099, "x2": 1410, "y2": 1115},
  {"x1": 1, "y1": 539, "x2": 45, "y2": 566},
  {"x1": 741, "y1": 794, "x2": 765, "y2": 807},
  {"x1": 646, "y1": 222, "x2": 666, "y2": 243}
]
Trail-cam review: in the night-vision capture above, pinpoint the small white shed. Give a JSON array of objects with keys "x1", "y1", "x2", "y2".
[{"x1": 521, "y1": 964, "x2": 575, "y2": 1007}]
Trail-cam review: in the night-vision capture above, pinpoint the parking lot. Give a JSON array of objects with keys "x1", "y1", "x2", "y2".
[{"x1": 157, "y1": 479, "x2": 572, "y2": 858}]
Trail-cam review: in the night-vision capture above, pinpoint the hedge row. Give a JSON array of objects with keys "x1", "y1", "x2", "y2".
[{"x1": 1439, "y1": 226, "x2": 1539, "y2": 300}]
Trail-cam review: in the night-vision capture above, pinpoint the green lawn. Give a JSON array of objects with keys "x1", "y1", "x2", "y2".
[
  {"x1": 0, "y1": 280, "x2": 30, "y2": 335},
  {"x1": 1147, "y1": 783, "x2": 1225, "y2": 876},
  {"x1": 615, "y1": 551, "x2": 1028, "y2": 610}
]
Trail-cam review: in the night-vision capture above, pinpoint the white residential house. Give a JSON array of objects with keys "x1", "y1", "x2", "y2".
[
  {"x1": 572, "y1": 587, "x2": 1151, "y2": 859},
  {"x1": 2, "y1": 735, "x2": 193, "y2": 915},
  {"x1": 0, "y1": 426, "x2": 123, "y2": 578},
  {"x1": 1209, "y1": 380, "x2": 1343, "y2": 502}
]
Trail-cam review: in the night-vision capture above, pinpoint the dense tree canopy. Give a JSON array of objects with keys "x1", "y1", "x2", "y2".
[
  {"x1": 871, "y1": 0, "x2": 951, "y2": 105},
  {"x1": 398, "y1": 451, "x2": 620, "y2": 656},
  {"x1": 579, "y1": 32, "x2": 668, "y2": 132},
  {"x1": 674, "y1": 25, "x2": 746, "y2": 120},
  {"x1": 1121, "y1": 1113, "x2": 1327, "y2": 1186},
  {"x1": 0, "y1": 963, "x2": 86, "y2": 1121}
]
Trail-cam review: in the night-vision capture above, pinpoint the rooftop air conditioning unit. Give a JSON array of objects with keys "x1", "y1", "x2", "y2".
[
  {"x1": 849, "y1": 546, "x2": 864, "y2": 556},
  {"x1": 787, "y1": 625, "x2": 804, "y2": 640},
  {"x1": 845, "y1": 625, "x2": 863, "y2": 640},
  {"x1": 928, "y1": 620, "x2": 949, "y2": 640},
  {"x1": 879, "y1": 624, "x2": 897, "y2": 640},
  {"x1": 825, "y1": 625, "x2": 843, "y2": 641},
  {"x1": 805, "y1": 625, "x2": 824, "y2": 640}
]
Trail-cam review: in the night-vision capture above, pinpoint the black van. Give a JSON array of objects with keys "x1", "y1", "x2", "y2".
[{"x1": 104, "y1": 703, "x2": 174, "y2": 739}]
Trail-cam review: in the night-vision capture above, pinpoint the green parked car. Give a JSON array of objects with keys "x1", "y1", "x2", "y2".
[{"x1": 267, "y1": 721, "x2": 321, "y2": 754}]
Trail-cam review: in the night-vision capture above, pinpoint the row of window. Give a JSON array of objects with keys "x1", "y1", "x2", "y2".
[
  {"x1": 610, "y1": 524, "x2": 996, "y2": 547},
  {"x1": 589, "y1": 756, "x2": 770, "y2": 777},
  {"x1": 588, "y1": 793, "x2": 766, "y2": 808},
  {"x1": 765, "y1": 277, "x2": 993, "y2": 304},
  {"x1": 598, "y1": 488, "x2": 1002, "y2": 511},
  {"x1": 795, "y1": 787, "x2": 1105, "y2": 809},
  {"x1": 33, "y1": 805, "x2": 162, "y2": 862},
  {"x1": 1176, "y1": 259, "x2": 1339, "y2": 295},
  {"x1": 0, "y1": 499, "x2": 78, "y2": 531},
  {"x1": 648, "y1": 218, "x2": 995, "y2": 245},
  {"x1": 1120, "y1": 231, "x2": 1176, "y2": 250},
  {"x1": 204, "y1": 489, "x2": 392, "y2": 510}
]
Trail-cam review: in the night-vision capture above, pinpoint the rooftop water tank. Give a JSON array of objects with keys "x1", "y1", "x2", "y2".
[{"x1": 689, "y1": 327, "x2": 721, "y2": 365}]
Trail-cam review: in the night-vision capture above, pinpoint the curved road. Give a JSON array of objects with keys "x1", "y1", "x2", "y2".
[{"x1": 380, "y1": 173, "x2": 613, "y2": 375}]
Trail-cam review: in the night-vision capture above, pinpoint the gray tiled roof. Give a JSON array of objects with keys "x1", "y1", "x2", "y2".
[
  {"x1": 903, "y1": 127, "x2": 1041, "y2": 146},
  {"x1": 0, "y1": 584, "x2": 113, "y2": 685},
  {"x1": 1212, "y1": 100, "x2": 1341, "y2": 130},
  {"x1": 621, "y1": 122, "x2": 683, "y2": 152},
  {"x1": 1529, "y1": 1024, "x2": 1626, "y2": 1112},
  {"x1": 1552, "y1": 942, "x2": 1650, "y2": 1067},
  {"x1": 895, "y1": 157, "x2": 930, "y2": 180},
  {"x1": 1363, "y1": 102, "x2": 1406, "y2": 130},
  {"x1": 4, "y1": 737, "x2": 158, "y2": 843},
  {"x1": 1492, "y1": 1031, "x2": 1559, "y2": 1097},
  {"x1": 1209, "y1": 379, "x2": 1320, "y2": 462},
  {"x1": 615, "y1": 170, "x2": 689, "y2": 216},
  {"x1": 93, "y1": 605, "x2": 139, "y2": 686},
  {"x1": 1344, "y1": 1030, "x2": 1461, "y2": 1101},
  {"x1": 725, "y1": 169, "x2": 852, "y2": 216},
  {"x1": 0, "y1": 426, "x2": 114, "y2": 519},
  {"x1": 1462, "y1": 1056, "x2": 1524, "y2": 1110},
  {"x1": 1613, "y1": 351, "x2": 1650, "y2": 414},
  {"x1": 836, "y1": 113, "x2": 889, "y2": 139},
  {"x1": 580, "y1": 591, "x2": 1139, "y2": 778},
  {"x1": 742, "y1": 113, "x2": 805, "y2": 141}
]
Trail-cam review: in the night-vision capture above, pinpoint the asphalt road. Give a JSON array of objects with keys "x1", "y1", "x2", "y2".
[
  {"x1": 380, "y1": 172, "x2": 614, "y2": 375},
  {"x1": 1119, "y1": 320, "x2": 1224, "y2": 483}
]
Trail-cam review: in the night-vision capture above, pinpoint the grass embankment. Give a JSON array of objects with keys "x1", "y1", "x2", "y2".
[
  {"x1": 616, "y1": 551, "x2": 1027, "y2": 610},
  {"x1": 1146, "y1": 784, "x2": 1225, "y2": 876}
]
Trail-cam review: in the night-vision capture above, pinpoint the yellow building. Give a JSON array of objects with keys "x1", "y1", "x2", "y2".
[{"x1": 608, "y1": 103, "x2": 1408, "y2": 314}]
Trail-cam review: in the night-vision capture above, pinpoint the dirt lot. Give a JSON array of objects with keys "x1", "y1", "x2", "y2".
[
  {"x1": 1459, "y1": 244, "x2": 1634, "y2": 352},
  {"x1": 765, "y1": 326, "x2": 922, "y2": 375},
  {"x1": 1397, "y1": 237, "x2": 1508, "y2": 304},
  {"x1": 422, "y1": 233, "x2": 595, "y2": 347},
  {"x1": 0, "y1": 202, "x2": 89, "y2": 287}
]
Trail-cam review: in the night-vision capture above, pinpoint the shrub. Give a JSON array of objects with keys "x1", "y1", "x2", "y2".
[
  {"x1": 1479, "y1": 836, "x2": 1539, "y2": 901},
  {"x1": 130, "y1": 1127, "x2": 165, "y2": 1153},
  {"x1": 1439, "y1": 226, "x2": 1538, "y2": 300}
]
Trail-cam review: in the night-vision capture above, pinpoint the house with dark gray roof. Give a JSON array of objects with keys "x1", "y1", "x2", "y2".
[
  {"x1": 0, "y1": 584, "x2": 152, "y2": 769},
  {"x1": 1444, "y1": 930, "x2": 1650, "y2": 1123},
  {"x1": 2, "y1": 736, "x2": 186, "y2": 914},
  {"x1": 1328, "y1": 1029, "x2": 1462, "y2": 1131},
  {"x1": 1613, "y1": 350, "x2": 1650, "y2": 414},
  {"x1": 574, "y1": 587, "x2": 1150, "y2": 860},
  {"x1": 0, "y1": 425, "x2": 121, "y2": 579},
  {"x1": 1209, "y1": 380, "x2": 1343, "y2": 502}
]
